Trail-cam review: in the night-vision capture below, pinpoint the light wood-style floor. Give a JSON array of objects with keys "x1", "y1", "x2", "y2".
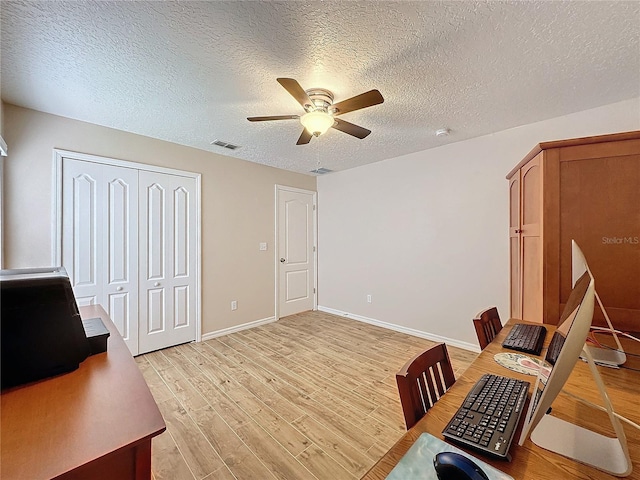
[{"x1": 136, "y1": 310, "x2": 478, "y2": 480}]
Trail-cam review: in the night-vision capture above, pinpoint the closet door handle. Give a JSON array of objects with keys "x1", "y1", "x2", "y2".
[
  {"x1": 154, "y1": 282, "x2": 161, "y2": 287},
  {"x1": 116, "y1": 286, "x2": 123, "y2": 291},
  {"x1": 280, "y1": 258, "x2": 286, "y2": 263}
]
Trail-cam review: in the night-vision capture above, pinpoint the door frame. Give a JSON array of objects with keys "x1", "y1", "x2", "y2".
[
  {"x1": 274, "y1": 184, "x2": 318, "y2": 320},
  {"x1": 51, "y1": 148, "x2": 202, "y2": 343}
]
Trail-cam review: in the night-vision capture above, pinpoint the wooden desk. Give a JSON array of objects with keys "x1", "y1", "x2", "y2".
[
  {"x1": 1, "y1": 305, "x2": 166, "y2": 480},
  {"x1": 362, "y1": 320, "x2": 640, "y2": 479}
]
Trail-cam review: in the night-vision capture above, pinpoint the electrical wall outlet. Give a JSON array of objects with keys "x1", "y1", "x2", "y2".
[
  {"x1": 367, "y1": 294, "x2": 372, "y2": 303},
  {"x1": 231, "y1": 300, "x2": 238, "y2": 311}
]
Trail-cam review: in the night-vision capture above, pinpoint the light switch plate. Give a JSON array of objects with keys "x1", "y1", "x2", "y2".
[{"x1": 259, "y1": 242, "x2": 267, "y2": 251}]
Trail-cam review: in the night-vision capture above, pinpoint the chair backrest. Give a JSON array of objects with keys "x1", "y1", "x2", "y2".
[
  {"x1": 473, "y1": 306, "x2": 502, "y2": 350},
  {"x1": 396, "y1": 343, "x2": 456, "y2": 430}
]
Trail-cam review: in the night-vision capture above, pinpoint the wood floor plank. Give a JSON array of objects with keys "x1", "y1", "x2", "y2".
[
  {"x1": 223, "y1": 384, "x2": 312, "y2": 456},
  {"x1": 184, "y1": 372, "x2": 252, "y2": 430},
  {"x1": 156, "y1": 365, "x2": 209, "y2": 414},
  {"x1": 218, "y1": 336, "x2": 320, "y2": 396},
  {"x1": 202, "y1": 466, "x2": 237, "y2": 480},
  {"x1": 297, "y1": 444, "x2": 358, "y2": 480},
  {"x1": 138, "y1": 356, "x2": 176, "y2": 404},
  {"x1": 365, "y1": 441, "x2": 391, "y2": 462},
  {"x1": 276, "y1": 384, "x2": 377, "y2": 454},
  {"x1": 219, "y1": 360, "x2": 307, "y2": 423},
  {"x1": 309, "y1": 389, "x2": 403, "y2": 446},
  {"x1": 367, "y1": 404, "x2": 407, "y2": 431},
  {"x1": 291, "y1": 414, "x2": 373, "y2": 477},
  {"x1": 190, "y1": 405, "x2": 278, "y2": 480},
  {"x1": 145, "y1": 349, "x2": 175, "y2": 371},
  {"x1": 151, "y1": 430, "x2": 196, "y2": 480},
  {"x1": 235, "y1": 419, "x2": 318, "y2": 480},
  {"x1": 178, "y1": 344, "x2": 312, "y2": 456},
  {"x1": 140, "y1": 309, "x2": 478, "y2": 480},
  {"x1": 157, "y1": 398, "x2": 227, "y2": 479}
]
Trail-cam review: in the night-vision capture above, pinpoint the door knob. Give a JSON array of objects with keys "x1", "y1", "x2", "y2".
[
  {"x1": 154, "y1": 282, "x2": 161, "y2": 287},
  {"x1": 116, "y1": 286, "x2": 123, "y2": 291},
  {"x1": 280, "y1": 258, "x2": 286, "y2": 263}
]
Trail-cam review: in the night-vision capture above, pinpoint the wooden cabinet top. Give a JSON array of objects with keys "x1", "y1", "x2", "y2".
[
  {"x1": 0, "y1": 305, "x2": 166, "y2": 479},
  {"x1": 506, "y1": 130, "x2": 640, "y2": 179}
]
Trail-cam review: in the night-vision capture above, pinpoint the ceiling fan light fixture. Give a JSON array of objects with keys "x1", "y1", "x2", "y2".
[{"x1": 300, "y1": 111, "x2": 334, "y2": 136}]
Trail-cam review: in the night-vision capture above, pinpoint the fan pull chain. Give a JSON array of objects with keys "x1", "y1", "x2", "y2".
[{"x1": 315, "y1": 135, "x2": 321, "y2": 173}]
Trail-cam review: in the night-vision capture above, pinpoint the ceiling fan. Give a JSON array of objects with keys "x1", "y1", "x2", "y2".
[{"x1": 247, "y1": 78, "x2": 384, "y2": 145}]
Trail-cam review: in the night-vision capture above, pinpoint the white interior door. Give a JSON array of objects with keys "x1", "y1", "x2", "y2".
[
  {"x1": 62, "y1": 159, "x2": 139, "y2": 354},
  {"x1": 277, "y1": 186, "x2": 316, "y2": 318},
  {"x1": 138, "y1": 170, "x2": 197, "y2": 354}
]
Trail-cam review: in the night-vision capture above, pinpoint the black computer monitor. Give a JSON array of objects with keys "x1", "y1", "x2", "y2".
[
  {"x1": 1, "y1": 267, "x2": 90, "y2": 389},
  {"x1": 518, "y1": 270, "x2": 632, "y2": 476}
]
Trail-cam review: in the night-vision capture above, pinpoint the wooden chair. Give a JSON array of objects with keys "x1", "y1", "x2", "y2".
[
  {"x1": 473, "y1": 307, "x2": 502, "y2": 350},
  {"x1": 396, "y1": 343, "x2": 456, "y2": 430}
]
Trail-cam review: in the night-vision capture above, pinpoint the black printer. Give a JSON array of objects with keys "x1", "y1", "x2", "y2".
[{"x1": 1, "y1": 267, "x2": 91, "y2": 389}]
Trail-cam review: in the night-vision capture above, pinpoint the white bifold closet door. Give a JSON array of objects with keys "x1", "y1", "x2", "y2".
[
  {"x1": 138, "y1": 170, "x2": 197, "y2": 354},
  {"x1": 63, "y1": 159, "x2": 139, "y2": 354},
  {"x1": 62, "y1": 159, "x2": 196, "y2": 356}
]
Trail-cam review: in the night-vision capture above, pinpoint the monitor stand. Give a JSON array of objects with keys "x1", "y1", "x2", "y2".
[
  {"x1": 581, "y1": 290, "x2": 627, "y2": 367},
  {"x1": 530, "y1": 346, "x2": 632, "y2": 476}
]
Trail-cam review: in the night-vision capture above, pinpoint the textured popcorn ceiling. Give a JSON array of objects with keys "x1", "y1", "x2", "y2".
[{"x1": 1, "y1": 1, "x2": 639, "y2": 175}]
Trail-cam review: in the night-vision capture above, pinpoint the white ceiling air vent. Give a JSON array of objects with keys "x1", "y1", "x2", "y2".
[
  {"x1": 211, "y1": 140, "x2": 241, "y2": 150},
  {"x1": 310, "y1": 167, "x2": 333, "y2": 175}
]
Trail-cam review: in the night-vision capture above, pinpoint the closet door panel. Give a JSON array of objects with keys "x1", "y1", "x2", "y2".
[
  {"x1": 172, "y1": 186, "x2": 193, "y2": 331},
  {"x1": 104, "y1": 169, "x2": 139, "y2": 353},
  {"x1": 63, "y1": 161, "x2": 103, "y2": 307},
  {"x1": 139, "y1": 171, "x2": 196, "y2": 354},
  {"x1": 62, "y1": 159, "x2": 139, "y2": 355},
  {"x1": 146, "y1": 183, "x2": 165, "y2": 280}
]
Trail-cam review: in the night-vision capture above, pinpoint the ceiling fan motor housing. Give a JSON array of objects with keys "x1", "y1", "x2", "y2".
[{"x1": 305, "y1": 88, "x2": 334, "y2": 112}]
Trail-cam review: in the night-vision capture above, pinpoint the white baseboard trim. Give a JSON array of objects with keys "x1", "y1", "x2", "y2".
[
  {"x1": 201, "y1": 316, "x2": 277, "y2": 342},
  {"x1": 318, "y1": 306, "x2": 481, "y2": 353}
]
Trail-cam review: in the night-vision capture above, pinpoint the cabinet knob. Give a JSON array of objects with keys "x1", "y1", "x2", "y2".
[
  {"x1": 515, "y1": 229, "x2": 523, "y2": 234},
  {"x1": 280, "y1": 258, "x2": 286, "y2": 263}
]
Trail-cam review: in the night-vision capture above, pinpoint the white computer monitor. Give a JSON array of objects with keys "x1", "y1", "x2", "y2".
[
  {"x1": 518, "y1": 271, "x2": 632, "y2": 476},
  {"x1": 572, "y1": 239, "x2": 626, "y2": 366}
]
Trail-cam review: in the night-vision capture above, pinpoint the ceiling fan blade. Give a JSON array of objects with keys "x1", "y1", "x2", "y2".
[
  {"x1": 247, "y1": 115, "x2": 299, "y2": 122},
  {"x1": 331, "y1": 90, "x2": 384, "y2": 116},
  {"x1": 332, "y1": 118, "x2": 371, "y2": 139},
  {"x1": 277, "y1": 78, "x2": 313, "y2": 109},
  {"x1": 296, "y1": 129, "x2": 313, "y2": 145}
]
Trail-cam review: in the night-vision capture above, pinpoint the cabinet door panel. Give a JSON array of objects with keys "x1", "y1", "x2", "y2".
[
  {"x1": 508, "y1": 175, "x2": 521, "y2": 318},
  {"x1": 521, "y1": 236, "x2": 542, "y2": 322},
  {"x1": 559, "y1": 153, "x2": 640, "y2": 329},
  {"x1": 519, "y1": 155, "x2": 542, "y2": 323}
]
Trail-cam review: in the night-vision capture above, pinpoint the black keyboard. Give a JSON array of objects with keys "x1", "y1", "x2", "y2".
[
  {"x1": 545, "y1": 331, "x2": 565, "y2": 365},
  {"x1": 502, "y1": 323, "x2": 547, "y2": 355},
  {"x1": 442, "y1": 374, "x2": 530, "y2": 459}
]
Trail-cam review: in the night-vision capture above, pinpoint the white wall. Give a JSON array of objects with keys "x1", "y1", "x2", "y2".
[{"x1": 317, "y1": 98, "x2": 640, "y2": 350}]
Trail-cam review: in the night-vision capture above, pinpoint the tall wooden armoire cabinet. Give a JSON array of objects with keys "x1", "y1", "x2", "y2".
[{"x1": 507, "y1": 131, "x2": 640, "y2": 330}]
